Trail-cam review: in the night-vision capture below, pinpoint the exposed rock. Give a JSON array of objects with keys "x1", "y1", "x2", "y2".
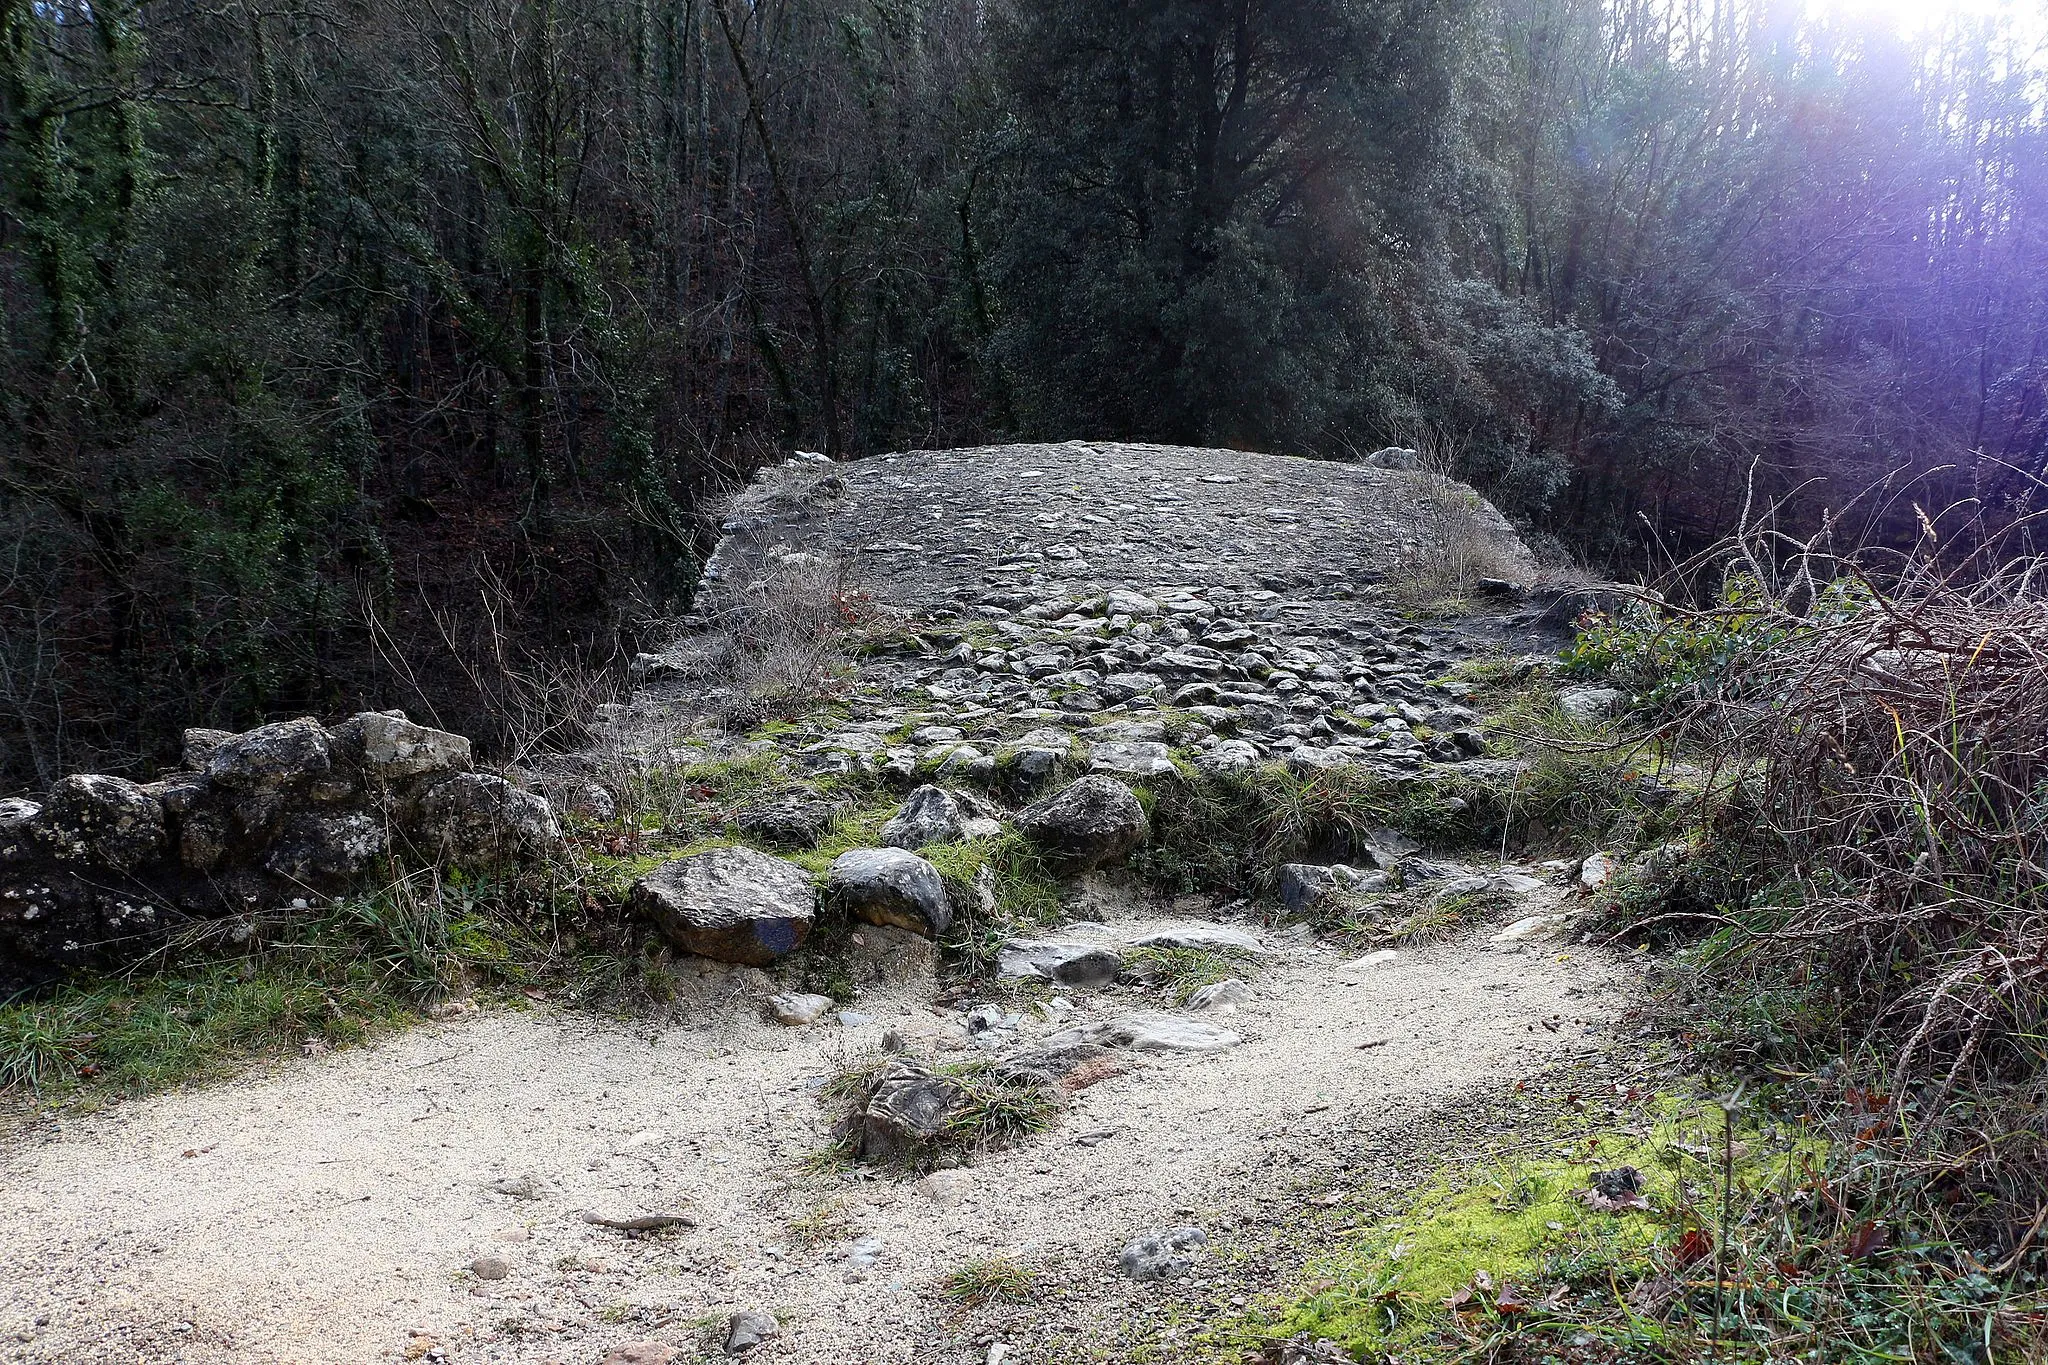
[
  {"x1": 851, "y1": 1059, "x2": 963, "y2": 1164},
  {"x1": 995, "y1": 728, "x2": 1073, "y2": 792},
  {"x1": 733, "y1": 792, "x2": 847, "y2": 848},
  {"x1": 824, "y1": 847, "x2": 953, "y2": 937},
  {"x1": 0, "y1": 798, "x2": 40, "y2": 860},
  {"x1": 1533, "y1": 583, "x2": 1660, "y2": 630},
  {"x1": 725, "y1": 1311, "x2": 779, "y2": 1354},
  {"x1": 356, "y1": 712, "x2": 472, "y2": 781},
  {"x1": 994, "y1": 1038, "x2": 1122, "y2": 1089},
  {"x1": 631, "y1": 847, "x2": 815, "y2": 966},
  {"x1": 414, "y1": 773, "x2": 562, "y2": 864},
  {"x1": 1056, "y1": 1013, "x2": 1243, "y2": 1054},
  {"x1": 995, "y1": 938, "x2": 1123, "y2": 989},
  {"x1": 1089, "y1": 740, "x2": 1178, "y2": 780},
  {"x1": 1276, "y1": 862, "x2": 1384, "y2": 915},
  {"x1": 1559, "y1": 686, "x2": 1626, "y2": 724},
  {"x1": 32, "y1": 775, "x2": 165, "y2": 871},
  {"x1": 880, "y1": 784, "x2": 998, "y2": 850},
  {"x1": 1196, "y1": 739, "x2": 1261, "y2": 773},
  {"x1": 1578, "y1": 851, "x2": 1618, "y2": 892},
  {"x1": 180, "y1": 728, "x2": 235, "y2": 769},
  {"x1": 1016, "y1": 775, "x2": 1148, "y2": 873},
  {"x1": 202, "y1": 718, "x2": 332, "y2": 791},
  {"x1": 1186, "y1": 978, "x2": 1252, "y2": 1012},
  {"x1": 1492, "y1": 913, "x2": 1568, "y2": 944},
  {"x1": 264, "y1": 812, "x2": 388, "y2": 884},
  {"x1": 767, "y1": 992, "x2": 836, "y2": 1026},
  {"x1": 602, "y1": 1344, "x2": 680, "y2": 1365},
  {"x1": 1363, "y1": 446, "x2": 1421, "y2": 471},
  {"x1": 843, "y1": 923, "x2": 938, "y2": 986},
  {"x1": 1118, "y1": 1225, "x2": 1208, "y2": 1281},
  {"x1": 1125, "y1": 924, "x2": 1262, "y2": 954}
]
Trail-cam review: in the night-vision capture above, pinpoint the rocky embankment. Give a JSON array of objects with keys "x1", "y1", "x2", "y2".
[{"x1": 1, "y1": 443, "x2": 1646, "y2": 1365}]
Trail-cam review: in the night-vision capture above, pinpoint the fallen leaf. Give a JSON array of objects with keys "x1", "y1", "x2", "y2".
[
  {"x1": 1846, "y1": 1220, "x2": 1890, "y2": 1260},
  {"x1": 1675, "y1": 1228, "x2": 1713, "y2": 1268}
]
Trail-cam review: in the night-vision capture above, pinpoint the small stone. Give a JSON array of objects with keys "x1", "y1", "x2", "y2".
[
  {"x1": 1118, "y1": 1225, "x2": 1208, "y2": 1281},
  {"x1": 1578, "y1": 851, "x2": 1617, "y2": 892},
  {"x1": 725, "y1": 1310, "x2": 779, "y2": 1353},
  {"x1": 767, "y1": 992, "x2": 835, "y2": 1026},
  {"x1": 469, "y1": 1254, "x2": 511, "y2": 1281}
]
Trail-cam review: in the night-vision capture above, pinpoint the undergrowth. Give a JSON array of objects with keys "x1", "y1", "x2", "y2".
[{"x1": 1235, "y1": 1080, "x2": 2047, "y2": 1363}]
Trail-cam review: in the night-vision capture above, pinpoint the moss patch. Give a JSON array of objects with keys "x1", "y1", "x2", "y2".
[{"x1": 1223, "y1": 1095, "x2": 1826, "y2": 1362}]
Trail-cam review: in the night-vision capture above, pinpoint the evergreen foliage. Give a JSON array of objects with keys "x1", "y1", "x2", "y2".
[{"x1": 2, "y1": 0, "x2": 2043, "y2": 786}]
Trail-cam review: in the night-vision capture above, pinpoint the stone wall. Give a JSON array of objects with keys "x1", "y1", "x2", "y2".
[{"x1": 0, "y1": 713, "x2": 561, "y2": 991}]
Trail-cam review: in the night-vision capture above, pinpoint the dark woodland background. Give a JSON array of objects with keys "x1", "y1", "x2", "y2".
[{"x1": 3, "y1": 0, "x2": 2044, "y2": 785}]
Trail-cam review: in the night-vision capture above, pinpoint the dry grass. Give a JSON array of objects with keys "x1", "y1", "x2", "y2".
[
  {"x1": 1389, "y1": 430, "x2": 1528, "y2": 609},
  {"x1": 1583, "y1": 505, "x2": 2048, "y2": 1260}
]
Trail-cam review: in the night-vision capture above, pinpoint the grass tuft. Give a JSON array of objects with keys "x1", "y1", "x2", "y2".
[{"x1": 940, "y1": 1256, "x2": 1037, "y2": 1306}]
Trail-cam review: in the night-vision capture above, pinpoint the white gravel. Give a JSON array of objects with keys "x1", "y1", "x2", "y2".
[{"x1": 0, "y1": 893, "x2": 1631, "y2": 1365}]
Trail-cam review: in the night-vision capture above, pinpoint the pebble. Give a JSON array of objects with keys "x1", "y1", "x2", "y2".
[
  {"x1": 726, "y1": 1310, "x2": 779, "y2": 1354},
  {"x1": 1118, "y1": 1225, "x2": 1208, "y2": 1281},
  {"x1": 468, "y1": 1254, "x2": 511, "y2": 1281}
]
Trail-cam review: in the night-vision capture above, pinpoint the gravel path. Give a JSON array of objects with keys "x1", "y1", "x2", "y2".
[
  {"x1": 2, "y1": 443, "x2": 1621, "y2": 1364},
  {"x1": 1, "y1": 894, "x2": 1628, "y2": 1365}
]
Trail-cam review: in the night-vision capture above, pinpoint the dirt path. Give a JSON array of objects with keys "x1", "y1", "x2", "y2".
[{"x1": 1, "y1": 890, "x2": 1630, "y2": 1365}]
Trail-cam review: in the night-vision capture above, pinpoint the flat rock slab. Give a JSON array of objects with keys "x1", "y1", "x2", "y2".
[
  {"x1": 1125, "y1": 926, "x2": 1265, "y2": 955},
  {"x1": 1051, "y1": 1013, "x2": 1244, "y2": 1054},
  {"x1": 630, "y1": 846, "x2": 815, "y2": 966},
  {"x1": 995, "y1": 939, "x2": 1124, "y2": 989}
]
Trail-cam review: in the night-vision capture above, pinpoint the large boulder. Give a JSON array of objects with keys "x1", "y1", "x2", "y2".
[
  {"x1": 414, "y1": 773, "x2": 562, "y2": 863},
  {"x1": 630, "y1": 846, "x2": 816, "y2": 966},
  {"x1": 823, "y1": 848, "x2": 952, "y2": 938},
  {"x1": 202, "y1": 718, "x2": 332, "y2": 791},
  {"x1": 1016, "y1": 775, "x2": 1148, "y2": 873},
  {"x1": 32, "y1": 775, "x2": 165, "y2": 872},
  {"x1": 355, "y1": 712, "x2": 472, "y2": 782}
]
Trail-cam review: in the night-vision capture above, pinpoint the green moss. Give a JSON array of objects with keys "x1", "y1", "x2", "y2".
[
  {"x1": 1228, "y1": 1097, "x2": 1823, "y2": 1361},
  {"x1": 788, "y1": 797, "x2": 904, "y2": 877}
]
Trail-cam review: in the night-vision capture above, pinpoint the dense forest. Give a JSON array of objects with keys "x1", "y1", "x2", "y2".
[{"x1": 2, "y1": 0, "x2": 2044, "y2": 785}]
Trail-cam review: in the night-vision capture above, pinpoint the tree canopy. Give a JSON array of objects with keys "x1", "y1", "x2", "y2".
[{"x1": 2, "y1": 0, "x2": 2043, "y2": 784}]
